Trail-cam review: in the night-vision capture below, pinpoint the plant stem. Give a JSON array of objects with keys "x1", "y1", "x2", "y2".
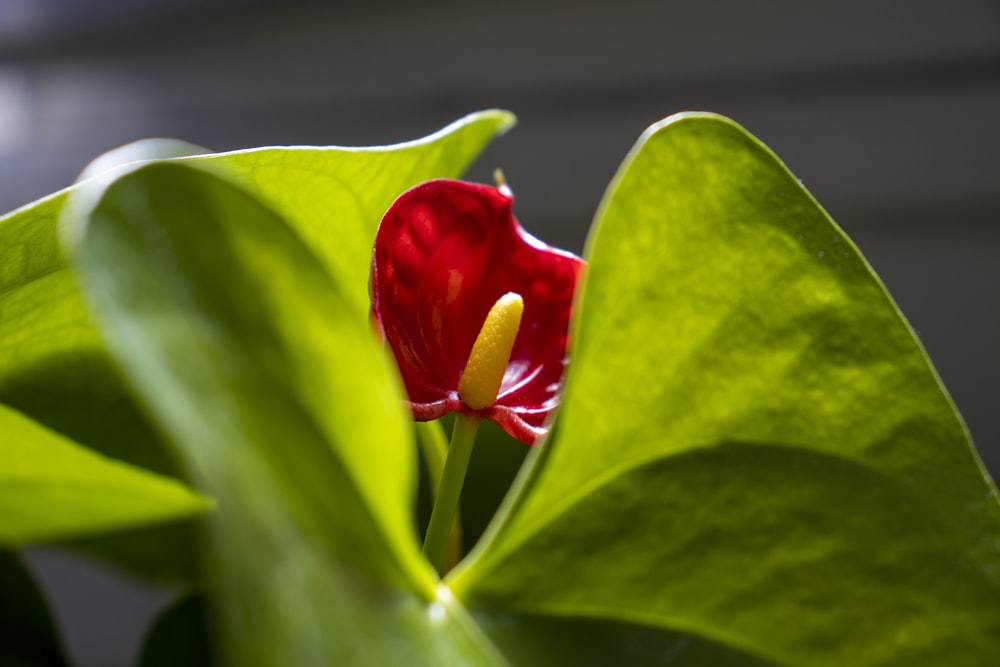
[
  {"x1": 422, "y1": 413, "x2": 481, "y2": 573},
  {"x1": 415, "y1": 422, "x2": 463, "y2": 571}
]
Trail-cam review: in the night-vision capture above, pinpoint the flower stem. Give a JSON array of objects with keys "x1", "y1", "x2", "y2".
[
  {"x1": 415, "y1": 422, "x2": 463, "y2": 571},
  {"x1": 422, "y1": 413, "x2": 481, "y2": 573}
]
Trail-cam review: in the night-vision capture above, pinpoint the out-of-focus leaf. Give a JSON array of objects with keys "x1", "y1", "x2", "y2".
[
  {"x1": 0, "y1": 550, "x2": 67, "y2": 667},
  {"x1": 61, "y1": 521, "x2": 201, "y2": 586},
  {"x1": 63, "y1": 160, "x2": 508, "y2": 666},
  {"x1": 0, "y1": 402, "x2": 208, "y2": 545},
  {"x1": 452, "y1": 113, "x2": 1000, "y2": 665},
  {"x1": 0, "y1": 140, "x2": 214, "y2": 584},
  {"x1": 1, "y1": 110, "x2": 512, "y2": 456},
  {"x1": 0, "y1": 112, "x2": 513, "y2": 581},
  {"x1": 139, "y1": 594, "x2": 214, "y2": 667}
]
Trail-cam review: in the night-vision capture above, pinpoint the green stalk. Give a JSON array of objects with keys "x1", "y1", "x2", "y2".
[
  {"x1": 415, "y1": 422, "x2": 463, "y2": 571},
  {"x1": 422, "y1": 413, "x2": 481, "y2": 573}
]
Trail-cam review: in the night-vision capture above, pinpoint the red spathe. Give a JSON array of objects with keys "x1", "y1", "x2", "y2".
[{"x1": 370, "y1": 179, "x2": 585, "y2": 444}]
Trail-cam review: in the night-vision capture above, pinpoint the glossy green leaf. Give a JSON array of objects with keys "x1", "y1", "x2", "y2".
[
  {"x1": 0, "y1": 112, "x2": 512, "y2": 578},
  {"x1": 0, "y1": 140, "x2": 215, "y2": 584},
  {"x1": 452, "y1": 113, "x2": 1000, "y2": 665},
  {"x1": 63, "y1": 160, "x2": 508, "y2": 666},
  {"x1": 0, "y1": 550, "x2": 67, "y2": 667},
  {"x1": 0, "y1": 109, "x2": 511, "y2": 456},
  {"x1": 0, "y1": 196, "x2": 182, "y2": 477},
  {"x1": 202, "y1": 110, "x2": 516, "y2": 314},
  {"x1": 0, "y1": 402, "x2": 208, "y2": 545},
  {"x1": 0, "y1": 139, "x2": 210, "y2": 477}
]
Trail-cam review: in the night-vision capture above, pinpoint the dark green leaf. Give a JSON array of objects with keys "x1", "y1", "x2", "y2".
[
  {"x1": 473, "y1": 608, "x2": 773, "y2": 667},
  {"x1": 62, "y1": 521, "x2": 202, "y2": 586},
  {"x1": 139, "y1": 594, "x2": 214, "y2": 667},
  {"x1": 0, "y1": 550, "x2": 67, "y2": 667}
]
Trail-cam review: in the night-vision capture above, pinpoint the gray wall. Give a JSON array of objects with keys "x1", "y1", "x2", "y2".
[{"x1": 3, "y1": 1, "x2": 999, "y2": 665}]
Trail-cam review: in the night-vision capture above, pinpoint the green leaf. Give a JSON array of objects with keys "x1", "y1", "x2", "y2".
[
  {"x1": 60, "y1": 521, "x2": 202, "y2": 586},
  {"x1": 203, "y1": 110, "x2": 516, "y2": 314},
  {"x1": 0, "y1": 550, "x2": 67, "y2": 667},
  {"x1": 139, "y1": 594, "x2": 214, "y2": 667},
  {"x1": 1, "y1": 110, "x2": 512, "y2": 456},
  {"x1": 452, "y1": 113, "x2": 1000, "y2": 665},
  {"x1": 471, "y1": 608, "x2": 773, "y2": 667},
  {"x1": 0, "y1": 111, "x2": 513, "y2": 581},
  {"x1": 0, "y1": 139, "x2": 210, "y2": 478},
  {"x1": 63, "y1": 160, "x2": 508, "y2": 666},
  {"x1": 0, "y1": 111, "x2": 512, "y2": 452},
  {"x1": 0, "y1": 402, "x2": 208, "y2": 545},
  {"x1": 0, "y1": 140, "x2": 216, "y2": 584}
]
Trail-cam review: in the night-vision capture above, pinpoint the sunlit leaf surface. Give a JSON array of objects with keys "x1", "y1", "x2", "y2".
[
  {"x1": 24, "y1": 107, "x2": 1000, "y2": 665},
  {"x1": 64, "y1": 160, "x2": 508, "y2": 666},
  {"x1": 453, "y1": 113, "x2": 1000, "y2": 666},
  {"x1": 0, "y1": 111, "x2": 513, "y2": 578},
  {"x1": 0, "y1": 403, "x2": 208, "y2": 545}
]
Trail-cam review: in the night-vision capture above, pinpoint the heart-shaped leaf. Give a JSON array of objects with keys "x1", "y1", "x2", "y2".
[
  {"x1": 0, "y1": 111, "x2": 513, "y2": 581},
  {"x1": 63, "y1": 159, "x2": 508, "y2": 666},
  {"x1": 451, "y1": 113, "x2": 1000, "y2": 665},
  {"x1": 1, "y1": 110, "x2": 512, "y2": 459}
]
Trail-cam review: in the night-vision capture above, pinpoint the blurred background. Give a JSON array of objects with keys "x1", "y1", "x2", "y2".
[{"x1": 2, "y1": 1, "x2": 998, "y2": 665}]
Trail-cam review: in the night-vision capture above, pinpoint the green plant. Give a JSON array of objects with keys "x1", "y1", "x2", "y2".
[{"x1": 2, "y1": 110, "x2": 998, "y2": 666}]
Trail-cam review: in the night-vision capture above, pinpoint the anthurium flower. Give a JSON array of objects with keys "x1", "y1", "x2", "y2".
[{"x1": 370, "y1": 178, "x2": 585, "y2": 444}]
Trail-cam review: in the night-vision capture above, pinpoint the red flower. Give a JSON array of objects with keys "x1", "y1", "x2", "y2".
[{"x1": 370, "y1": 178, "x2": 585, "y2": 444}]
